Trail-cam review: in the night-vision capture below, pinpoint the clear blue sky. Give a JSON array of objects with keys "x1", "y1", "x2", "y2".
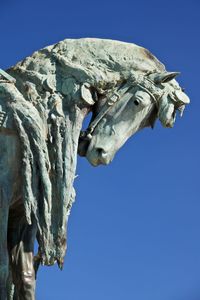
[{"x1": 1, "y1": 0, "x2": 200, "y2": 299}]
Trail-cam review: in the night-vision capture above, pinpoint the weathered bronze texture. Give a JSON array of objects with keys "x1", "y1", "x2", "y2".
[{"x1": 0, "y1": 38, "x2": 190, "y2": 299}]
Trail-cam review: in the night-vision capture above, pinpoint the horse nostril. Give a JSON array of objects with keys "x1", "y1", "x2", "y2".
[
  {"x1": 165, "y1": 122, "x2": 173, "y2": 128},
  {"x1": 96, "y1": 148, "x2": 107, "y2": 157},
  {"x1": 96, "y1": 147, "x2": 104, "y2": 154},
  {"x1": 134, "y1": 99, "x2": 140, "y2": 106}
]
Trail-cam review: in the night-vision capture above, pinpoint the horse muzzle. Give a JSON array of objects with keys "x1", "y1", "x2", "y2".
[
  {"x1": 78, "y1": 131, "x2": 114, "y2": 166},
  {"x1": 86, "y1": 141, "x2": 114, "y2": 166}
]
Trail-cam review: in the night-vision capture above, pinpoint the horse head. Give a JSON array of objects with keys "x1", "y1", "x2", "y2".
[{"x1": 78, "y1": 72, "x2": 190, "y2": 166}]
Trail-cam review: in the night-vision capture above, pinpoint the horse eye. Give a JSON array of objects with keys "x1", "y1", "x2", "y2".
[
  {"x1": 182, "y1": 88, "x2": 185, "y2": 92},
  {"x1": 134, "y1": 99, "x2": 140, "y2": 106}
]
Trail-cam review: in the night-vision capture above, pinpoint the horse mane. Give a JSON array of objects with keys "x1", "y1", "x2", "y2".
[
  {"x1": 7, "y1": 38, "x2": 166, "y2": 95},
  {"x1": 0, "y1": 81, "x2": 84, "y2": 268}
]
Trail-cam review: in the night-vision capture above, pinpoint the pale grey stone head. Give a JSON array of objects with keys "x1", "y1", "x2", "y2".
[{"x1": 80, "y1": 72, "x2": 190, "y2": 166}]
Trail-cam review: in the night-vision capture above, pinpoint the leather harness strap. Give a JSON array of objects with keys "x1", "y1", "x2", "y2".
[
  {"x1": 84, "y1": 81, "x2": 132, "y2": 140},
  {"x1": 80, "y1": 78, "x2": 159, "y2": 141}
]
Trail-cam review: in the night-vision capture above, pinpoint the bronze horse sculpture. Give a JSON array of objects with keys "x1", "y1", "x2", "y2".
[{"x1": 0, "y1": 38, "x2": 190, "y2": 299}]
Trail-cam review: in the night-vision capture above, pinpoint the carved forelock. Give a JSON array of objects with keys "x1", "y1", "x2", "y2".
[{"x1": 130, "y1": 74, "x2": 164, "y2": 101}]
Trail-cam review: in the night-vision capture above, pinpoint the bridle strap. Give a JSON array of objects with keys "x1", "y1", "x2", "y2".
[
  {"x1": 136, "y1": 83, "x2": 158, "y2": 104},
  {"x1": 80, "y1": 77, "x2": 160, "y2": 141},
  {"x1": 80, "y1": 81, "x2": 132, "y2": 140}
]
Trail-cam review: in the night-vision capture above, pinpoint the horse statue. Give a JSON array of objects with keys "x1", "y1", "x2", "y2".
[{"x1": 0, "y1": 38, "x2": 190, "y2": 299}]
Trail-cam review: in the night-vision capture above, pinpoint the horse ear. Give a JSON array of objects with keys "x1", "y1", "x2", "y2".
[
  {"x1": 149, "y1": 72, "x2": 180, "y2": 84},
  {"x1": 81, "y1": 83, "x2": 96, "y2": 105}
]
